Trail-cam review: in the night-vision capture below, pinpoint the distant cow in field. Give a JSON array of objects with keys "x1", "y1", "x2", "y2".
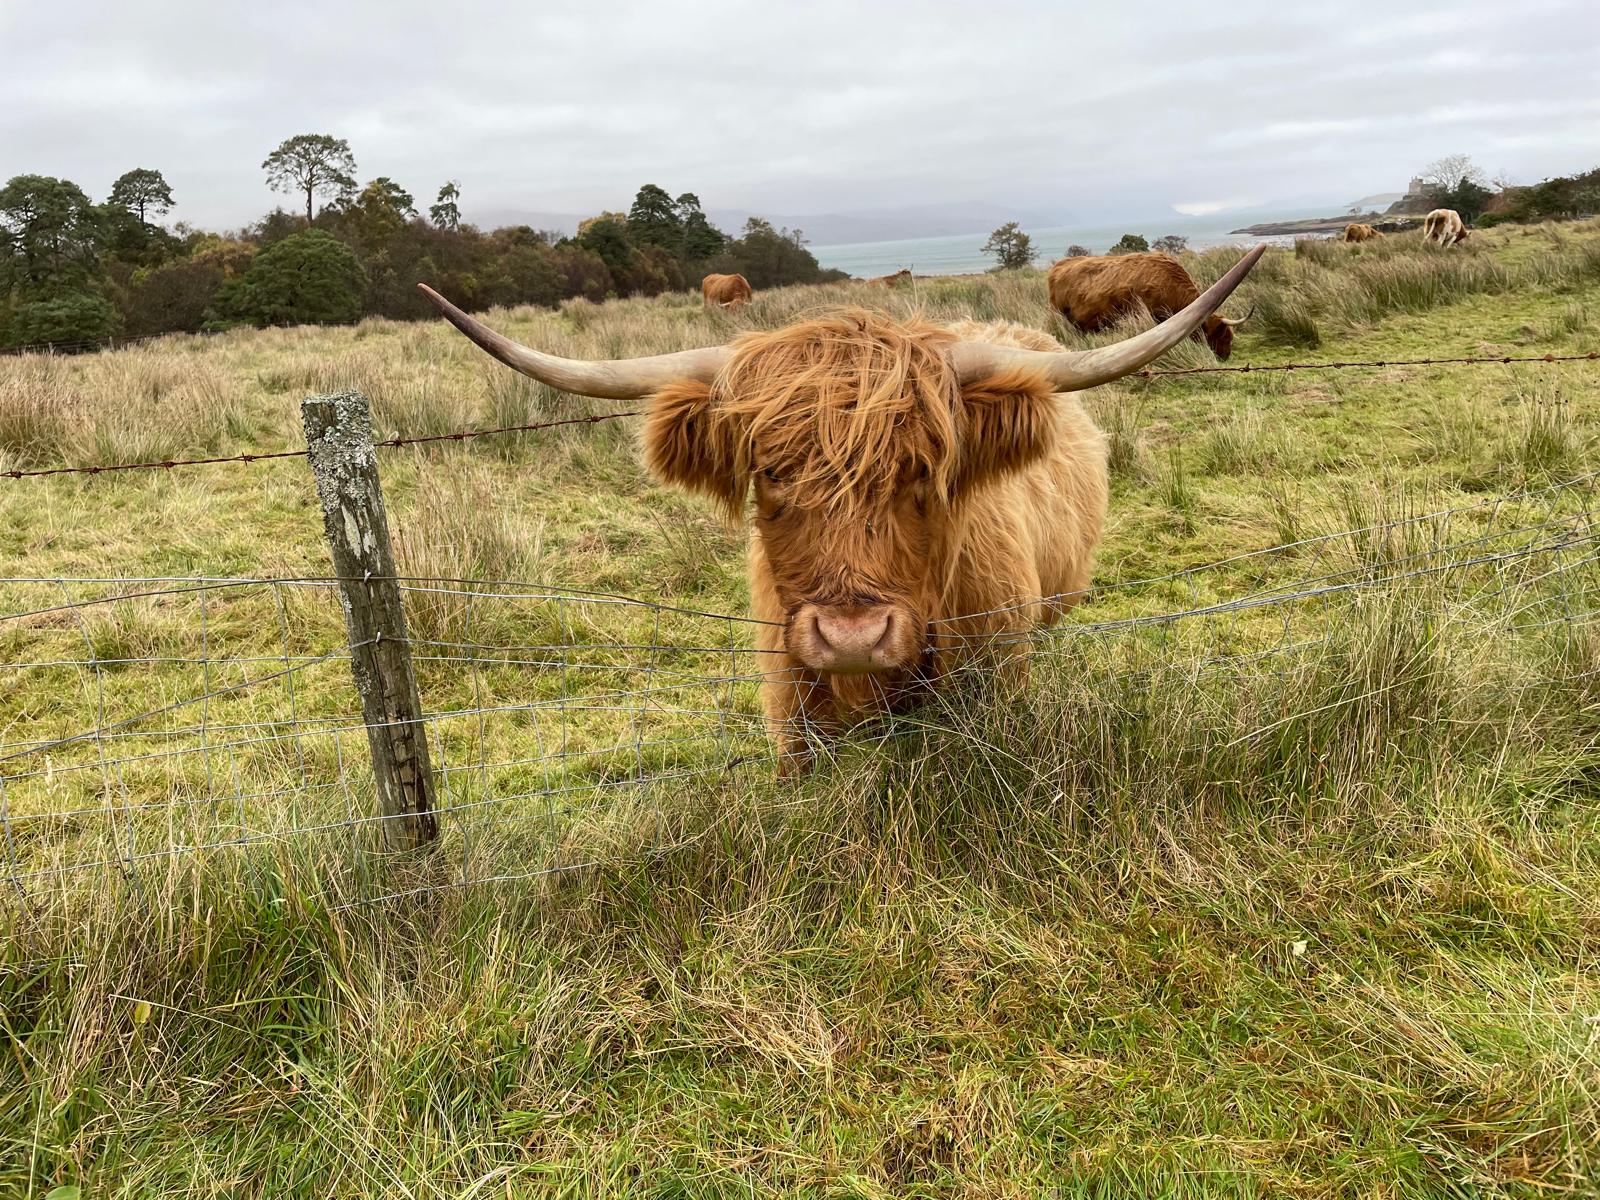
[
  {"x1": 420, "y1": 247, "x2": 1266, "y2": 770},
  {"x1": 1342, "y1": 223, "x2": 1381, "y2": 243},
  {"x1": 701, "y1": 273, "x2": 754, "y2": 309},
  {"x1": 868, "y1": 269, "x2": 913, "y2": 287},
  {"x1": 1422, "y1": 209, "x2": 1469, "y2": 246},
  {"x1": 1048, "y1": 252, "x2": 1252, "y2": 361}
]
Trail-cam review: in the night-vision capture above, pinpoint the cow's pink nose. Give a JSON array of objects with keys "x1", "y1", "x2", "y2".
[{"x1": 810, "y1": 605, "x2": 894, "y2": 669}]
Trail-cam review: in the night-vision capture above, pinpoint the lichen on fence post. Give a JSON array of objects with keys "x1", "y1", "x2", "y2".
[{"x1": 301, "y1": 390, "x2": 438, "y2": 850}]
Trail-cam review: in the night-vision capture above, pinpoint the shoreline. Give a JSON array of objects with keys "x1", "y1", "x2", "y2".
[{"x1": 1230, "y1": 212, "x2": 1424, "y2": 236}]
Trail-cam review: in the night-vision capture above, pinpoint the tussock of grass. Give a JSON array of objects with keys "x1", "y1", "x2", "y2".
[
  {"x1": 393, "y1": 467, "x2": 551, "y2": 642},
  {"x1": 1497, "y1": 379, "x2": 1584, "y2": 484},
  {"x1": 1086, "y1": 391, "x2": 1151, "y2": 481},
  {"x1": 1197, "y1": 410, "x2": 1286, "y2": 475}
]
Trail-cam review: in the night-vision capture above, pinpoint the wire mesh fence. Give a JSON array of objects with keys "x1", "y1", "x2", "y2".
[{"x1": 3, "y1": 468, "x2": 1595, "y2": 912}]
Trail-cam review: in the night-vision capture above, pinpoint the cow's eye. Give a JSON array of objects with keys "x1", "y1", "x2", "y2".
[{"x1": 762, "y1": 467, "x2": 782, "y2": 483}]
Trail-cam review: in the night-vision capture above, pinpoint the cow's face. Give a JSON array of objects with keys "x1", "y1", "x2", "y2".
[
  {"x1": 1203, "y1": 315, "x2": 1235, "y2": 361},
  {"x1": 644, "y1": 317, "x2": 1057, "y2": 678}
]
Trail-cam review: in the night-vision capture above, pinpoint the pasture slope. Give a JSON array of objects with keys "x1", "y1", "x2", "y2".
[{"x1": 2, "y1": 222, "x2": 1599, "y2": 1197}]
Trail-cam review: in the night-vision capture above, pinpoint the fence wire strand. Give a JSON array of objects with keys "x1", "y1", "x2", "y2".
[{"x1": 1, "y1": 469, "x2": 1595, "y2": 908}]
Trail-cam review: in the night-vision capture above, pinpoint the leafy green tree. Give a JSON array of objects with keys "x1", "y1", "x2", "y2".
[
  {"x1": 477, "y1": 226, "x2": 565, "y2": 308},
  {"x1": 575, "y1": 213, "x2": 637, "y2": 283},
  {"x1": 261, "y1": 134, "x2": 357, "y2": 222},
  {"x1": 1152, "y1": 234, "x2": 1188, "y2": 255},
  {"x1": 980, "y1": 222, "x2": 1036, "y2": 270},
  {"x1": 108, "y1": 168, "x2": 175, "y2": 224},
  {"x1": 251, "y1": 208, "x2": 306, "y2": 247},
  {"x1": 1527, "y1": 167, "x2": 1600, "y2": 219},
  {"x1": 337, "y1": 177, "x2": 417, "y2": 247},
  {"x1": 1064, "y1": 244, "x2": 1090, "y2": 258},
  {"x1": 1432, "y1": 179, "x2": 1493, "y2": 223},
  {"x1": 675, "y1": 192, "x2": 726, "y2": 260},
  {"x1": 3, "y1": 292, "x2": 118, "y2": 350},
  {"x1": 215, "y1": 229, "x2": 366, "y2": 326},
  {"x1": 96, "y1": 202, "x2": 179, "y2": 267},
  {"x1": 712, "y1": 218, "x2": 845, "y2": 289},
  {"x1": 1107, "y1": 233, "x2": 1149, "y2": 255},
  {"x1": 429, "y1": 180, "x2": 461, "y2": 231},
  {"x1": 627, "y1": 184, "x2": 681, "y2": 249},
  {"x1": 0, "y1": 174, "x2": 105, "y2": 291}
]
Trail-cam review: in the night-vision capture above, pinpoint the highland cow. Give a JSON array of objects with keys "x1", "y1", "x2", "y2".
[
  {"x1": 420, "y1": 246, "x2": 1264, "y2": 769},
  {"x1": 701, "y1": 273, "x2": 753, "y2": 309},
  {"x1": 1047, "y1": 252, "x2": 1252, "y2": 361},
  {"x1": 1422, "y1": 209, "x2": 1469, "y2": 246}
]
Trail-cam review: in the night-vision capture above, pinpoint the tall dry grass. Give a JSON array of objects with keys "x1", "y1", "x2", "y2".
[{"x1": 0, "y1": 351, "x2": 241, "y2": 466}]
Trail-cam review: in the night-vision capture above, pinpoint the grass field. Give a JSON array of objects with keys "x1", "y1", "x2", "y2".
[{"x1": 2, "y1": 222, "x2": 1599, "y2": 1197}]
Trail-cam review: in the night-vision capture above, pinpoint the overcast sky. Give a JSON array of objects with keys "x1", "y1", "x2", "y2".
[{"x1": 4, "y1": 0, "x2": 1597, "y2": 232}]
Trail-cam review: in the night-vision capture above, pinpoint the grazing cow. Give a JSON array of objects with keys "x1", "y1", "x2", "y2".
[
  {"x1": 701, "y1": 273, "x2": 753, "y2": 309},
  {"x1": 1342, "y1": 223, "x2": 1382, "y2": 243},
  {"x1": 1047, "y1": 252, "x2": 1252, "y2": 361},
  {"x1": 1422, "y1": 208, "x2": 1469, "y2": 246},
  {"x1": 419, "y1": 247, "x2": 1263, "y2": 769},
  {"x1": 869, "y1": 268, "x2": 913, "y2": 287}
]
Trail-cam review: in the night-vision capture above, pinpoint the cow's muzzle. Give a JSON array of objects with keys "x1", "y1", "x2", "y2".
[{"x1": 788, "y1": 602, "x2": 921, "y2": 675}]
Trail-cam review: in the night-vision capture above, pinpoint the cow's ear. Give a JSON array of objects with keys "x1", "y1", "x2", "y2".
[
  {"x1": 643, "y1": 379, "x2": 745, "y2": 516},
  {"x1": 957, "y1": 369, "x2": 1057, "y2": 489}
]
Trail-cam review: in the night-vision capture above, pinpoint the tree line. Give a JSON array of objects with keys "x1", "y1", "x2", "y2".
[{"x1": 0, "y1": 133, "x2": 848, "y2": 351}]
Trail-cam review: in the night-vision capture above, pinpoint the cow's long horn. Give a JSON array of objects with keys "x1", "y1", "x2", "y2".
[
  {"x1": 418, "y1": 284, "x2": 729, "y2": 399},
  {"x1": 1220, "y1": 302, "x2": 1256, "y2": 328},
  {"x1": 950, "y1": 244, "x2": 1267, "y2": 390}
]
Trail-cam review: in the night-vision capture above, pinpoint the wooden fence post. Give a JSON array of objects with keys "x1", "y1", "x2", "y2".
[{"x1": 301, "y1": 390, "x2": 438, "y2": 850}]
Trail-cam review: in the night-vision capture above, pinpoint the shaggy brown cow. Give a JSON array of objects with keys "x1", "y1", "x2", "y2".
[
  {"x1": 701, "y1": 273, "x2": 753, "y2": 309},
  {"x1": 868, "y1": 268, "x2": 913, "y2": 287},
  {"x1": 1342, "y1": 223, "x2": 1381, "y2": 243},
  {"x1": 1422, "y1": 208, "x2": 1469, "y2": 246},
  {"x1": 1047, "y1": 252, "x2": 1252, "y2": 361},
  {"x1": 419, "y1": 246, "x2": 1263, "y2": 769}
]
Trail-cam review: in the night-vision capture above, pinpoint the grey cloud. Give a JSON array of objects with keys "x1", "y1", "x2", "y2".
[{"x1": 2, "y1": 0, "x2": 1595, "y2": 230}]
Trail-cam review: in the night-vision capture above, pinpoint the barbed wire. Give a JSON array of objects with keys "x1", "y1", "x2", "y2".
[
  {"x1": 0, "y1": 409, "x2": 643, "y2": 480},
  {"x1": 1133, "y1": 349, "x2": 1600, "y2": 377},
  {"x1": 5, "y1": 350, "x2": 1595, "y2": 481}
]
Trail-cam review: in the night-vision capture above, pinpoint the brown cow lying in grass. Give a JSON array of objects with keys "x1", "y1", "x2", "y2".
[
  {"x1": 420, "y1": 246, "x2": 1263, "y2": 769},
  {"x1": 1342, "y1": 223, "x2": 1382, "y2": 243},
  {"x1": 701, "y1": 273, "x2": 753, "y2": 309},
  {"x1": 1047, "y1": 251, "x2": 1253, "y2": 361}
]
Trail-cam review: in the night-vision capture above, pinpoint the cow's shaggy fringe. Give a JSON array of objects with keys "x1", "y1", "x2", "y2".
[
  {"x1": 703, "y1": 309, "x2": 1056, "y2": 518},
  {"x1": 713, "y1": 309, "x2": 966, "y2": 514}
]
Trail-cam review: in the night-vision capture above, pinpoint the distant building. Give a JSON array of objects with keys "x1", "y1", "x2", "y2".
[{"x1": 1386, "y1": 177, "x2": 1436, "y2": 216}]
